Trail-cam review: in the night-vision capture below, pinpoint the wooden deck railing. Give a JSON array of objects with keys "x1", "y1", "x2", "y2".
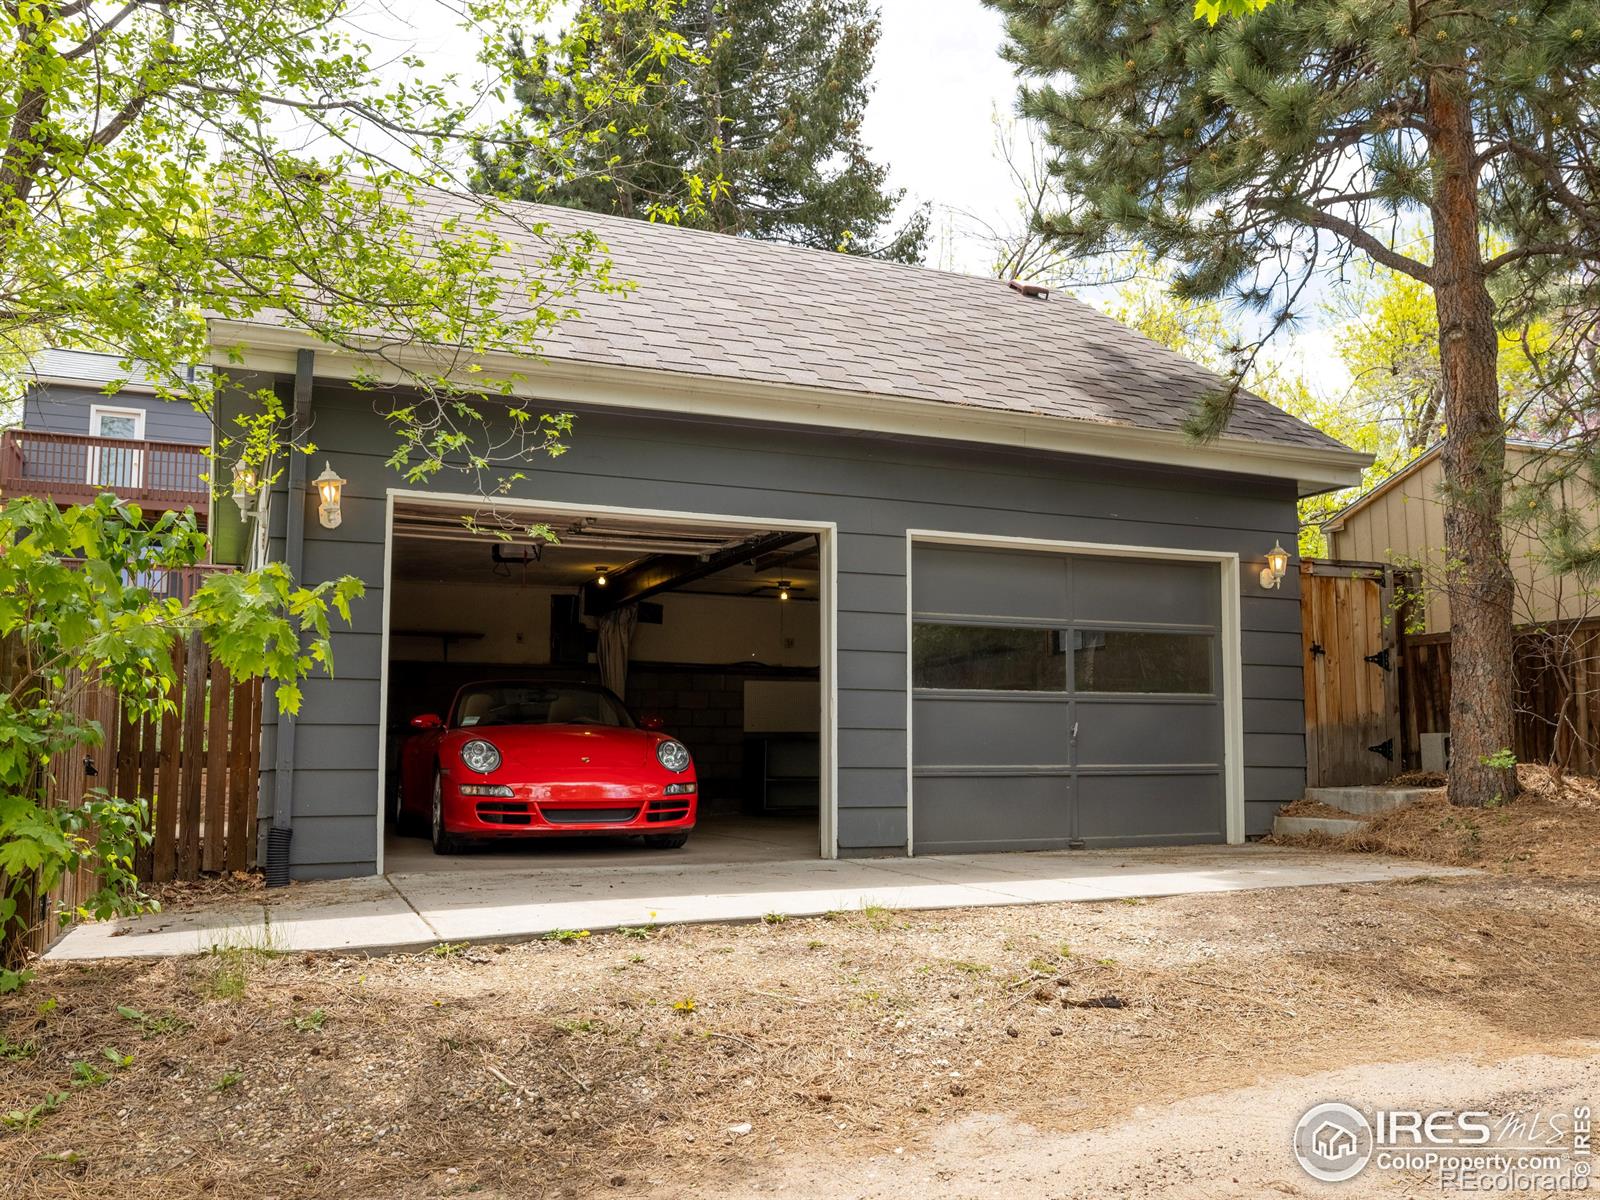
[
  {"x1": 0, "y1": 428, "x2": 210, "y2": 515},
  {"x1": 137, "y1": 563, "x2": 235, "y2": 603}
]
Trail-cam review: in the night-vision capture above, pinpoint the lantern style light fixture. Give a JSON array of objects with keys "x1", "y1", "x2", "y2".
[
  {"x1": 313, "y1": 461, "x2": 346, "y2": 530},
  {"x1": 230, "y1": 460, "x2": 257, "y2": 518},
  {"x1": 777, "y1": 580, "x2": 791, "y2": 602},
  {"x1": 594, "y1": 566, "x2": 610, "y2": 587},
  {"x1": 1260, "y1": 540, "x2": 1291, "y2": 589}
]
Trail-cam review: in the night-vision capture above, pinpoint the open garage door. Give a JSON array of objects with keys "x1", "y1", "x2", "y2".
[
  {"x1": 911, "y1": 543, "x2": 1227, "y2": 853},
  {"x1": 380, "y1": 499, "x2": 829, "y2": 868}
]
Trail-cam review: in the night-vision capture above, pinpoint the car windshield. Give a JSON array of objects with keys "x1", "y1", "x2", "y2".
[{"x1": 451, "y1": 684, "x2": 633, "y2": 729}]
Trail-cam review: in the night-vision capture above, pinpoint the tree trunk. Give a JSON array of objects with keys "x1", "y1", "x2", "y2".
[{"x1": 1428, "y1": 71, "x2": 1516, "y2": 808}]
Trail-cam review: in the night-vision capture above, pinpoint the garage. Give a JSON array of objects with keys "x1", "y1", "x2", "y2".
[
  {"x1": 378, "y1": 496, "x2": 831, "y2": 868},
  {"x1": 221, "y1": 199, "x2": 1368, "y2": 880},
  {"x1": 910, "y1": 540, "x2": 1239, "y2": 854}
]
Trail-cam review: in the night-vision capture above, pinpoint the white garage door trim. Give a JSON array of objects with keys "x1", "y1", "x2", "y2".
[
  {"x1": 377, "y1": 489, "x2": 840, "y2": 871},
  {"x1": 904, "y1": 530, "x2": 1245, "y2": 854}
]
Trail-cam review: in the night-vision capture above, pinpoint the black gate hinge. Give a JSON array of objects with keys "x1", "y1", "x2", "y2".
[
  {"x1": 1363, "y1": 647, "x2": 1392, "y2": 671},
  {"x1": 1309, "y1": 642, "x2": 1325, "y2": 657},
  {"x1": 1369, "y1": 737, "x2": 1395, "y2": 761}
]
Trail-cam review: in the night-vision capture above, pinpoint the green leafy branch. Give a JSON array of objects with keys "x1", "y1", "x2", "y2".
[{"x1": 0, "y1": 496, "x2": 360, "y2": 982}]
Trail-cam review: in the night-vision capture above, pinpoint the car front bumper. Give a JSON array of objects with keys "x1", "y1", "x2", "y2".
[{"x1": 440, "y1": 775, "x2": 698, "y2": 837}]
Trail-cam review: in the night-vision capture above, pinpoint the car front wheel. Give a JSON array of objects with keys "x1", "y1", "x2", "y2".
[
  {"x1": 431, "y1": 771, "x2": 466, "y2": 855},
  {"x1": 390, "y1": 775, "x2": 423, "y2": 838}
]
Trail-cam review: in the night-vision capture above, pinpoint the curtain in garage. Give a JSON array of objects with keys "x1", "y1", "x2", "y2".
[{"x1": 597, "y1": 604, "x2": 640, "y2": 700}]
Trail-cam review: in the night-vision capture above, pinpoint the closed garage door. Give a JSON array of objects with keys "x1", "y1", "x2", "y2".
[{"x1": 911, "y1": 545, "x2": 1225, "y2": 853}]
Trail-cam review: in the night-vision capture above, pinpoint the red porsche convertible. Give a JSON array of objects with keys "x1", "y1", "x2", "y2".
[{"x1": 396, "y1": 680, "x2": 697, "y2": 854}]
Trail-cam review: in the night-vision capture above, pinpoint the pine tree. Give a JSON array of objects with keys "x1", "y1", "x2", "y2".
[
  {"x1": 985, "y1": 0, "x2": 1600, "y2": 807},
  {"x1": 477, "y1": 0, "x2": 927, "y2": 262}
]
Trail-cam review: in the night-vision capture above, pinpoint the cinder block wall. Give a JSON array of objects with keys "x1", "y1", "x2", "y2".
[{"x1": 626, "y1": 668, "x2": 745, "y2": 805}]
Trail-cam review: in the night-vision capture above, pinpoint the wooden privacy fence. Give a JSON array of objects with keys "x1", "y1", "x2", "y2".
[
  {"x1": 2, "y1": 634, "x2": 263, "y2": 961},
  {"x1": 1305, "y1": 557, "x2": 1600, "y2": 780},
  {"x1": 1401, "y1": 617, "x2": 1600, "y2": 776},
  {"x1": 120, "y1": 634, "x2": 264, "y2": 883}
]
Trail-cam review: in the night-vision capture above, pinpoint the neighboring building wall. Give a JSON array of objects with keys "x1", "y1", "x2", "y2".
[
  {"x1": 1326, "y1": 447, "x2": 1600, "y2": 633},
  {"x1": 258, "y1": 379, "x2": 1307, "y2": 880},
  {"x1": 22, "y1": 384, "x2": 212, "y2": 445}
]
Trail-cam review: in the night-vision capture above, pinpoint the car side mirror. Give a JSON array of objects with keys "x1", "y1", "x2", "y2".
[
  {"x1": 640, "y1": 715, "x2": 665, "y2": 731},
  {"x1": 410, "y1": 713, "x2": 443, "y2": 730}
]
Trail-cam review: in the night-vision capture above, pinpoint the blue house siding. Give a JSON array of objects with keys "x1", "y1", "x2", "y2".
[
  {"x1": 259, "y1": 380, "x2": 1307, "y2": 880},
  {"x1": 23, "y1": 384, "x2": 212, "y2": 444}
]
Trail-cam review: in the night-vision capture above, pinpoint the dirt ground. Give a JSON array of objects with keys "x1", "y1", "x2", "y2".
[
  {"x1": 1274, "y1": 763, "x2": 1600, "y2": 876},
  {"x1": 3, "y1": 860, "x2": 1599, "y2": 1200}
]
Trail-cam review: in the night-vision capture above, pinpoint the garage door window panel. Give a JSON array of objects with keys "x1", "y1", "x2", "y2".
[
  {"x1": 1072, "y1": 630, "x2": 1213, "y2": 695},
  {"x1": 912, "y1": 624, "x2": 1065, "y2": 692}
]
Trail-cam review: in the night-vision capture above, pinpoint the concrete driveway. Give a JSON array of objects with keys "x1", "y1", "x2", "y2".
[{"x1": 44, "y1": 844, "x2": 1471, "y2": 961}]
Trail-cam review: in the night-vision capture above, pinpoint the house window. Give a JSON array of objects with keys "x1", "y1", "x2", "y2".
[
  {"x1": 912, "y1": 623, "x2": 1066, "y2": 692},
  {"x1": 1072, "y1": 630, "x2": 1212, "y2": 694},
  {"x1": 87, "y1": 404, "x2": 146, "y2": 489}
]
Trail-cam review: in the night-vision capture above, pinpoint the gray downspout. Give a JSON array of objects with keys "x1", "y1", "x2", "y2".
[{"x1": 265, "y1": 349, "x2": 314, "y2": 887}]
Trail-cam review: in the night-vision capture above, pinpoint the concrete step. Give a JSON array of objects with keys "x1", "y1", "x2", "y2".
[
  {"x1": 1273, "y1": 814, "x2": 1365, "y2": 839},
  {"x1": 1303, "y1": 786, "x2": 1434, "y2": 816}
]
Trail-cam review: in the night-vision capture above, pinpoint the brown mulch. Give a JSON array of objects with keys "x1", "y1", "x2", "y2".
[
  {"x1": 144, "y1": 872, "x2": 265, "y2": 914},
  {"x1": 1275, "y1": 764, "x2": 1600, "y2": 877},
  {"x1": 3, "y1": 873, "x2": 1598, "y2": 1200},
  {"x1": 1390, "y1": 770, "x2": 1448, "y2": 788}
]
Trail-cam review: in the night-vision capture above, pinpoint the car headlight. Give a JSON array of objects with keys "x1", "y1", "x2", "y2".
[
  {"x1": 656, "y1": 740, "x2": 691, "y2": 773},
  {"x1": 459, "y1": 739, "x2": 502, "y2": 775}
]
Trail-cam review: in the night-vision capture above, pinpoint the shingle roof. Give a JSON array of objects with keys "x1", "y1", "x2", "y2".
[{"x1": 454, "y1": 195, "x2": 1347, "y2": 454}]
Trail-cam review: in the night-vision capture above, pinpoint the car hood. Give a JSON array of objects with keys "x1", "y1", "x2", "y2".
[{"x1": 449, "y1": 724, "x2": 673, "y2": 768}]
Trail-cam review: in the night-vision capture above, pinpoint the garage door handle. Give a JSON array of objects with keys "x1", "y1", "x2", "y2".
[{"x1": 1071, "y1": 722, "x2": 1079, "y2": 743}]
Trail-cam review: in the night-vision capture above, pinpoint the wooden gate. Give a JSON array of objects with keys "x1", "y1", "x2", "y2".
[{"x1": 1300, "y1": 561, "x2": 1403, "y2": 787}]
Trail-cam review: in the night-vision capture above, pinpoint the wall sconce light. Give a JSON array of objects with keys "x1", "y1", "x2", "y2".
[
  {"x1": 777, "y1": 580, "x2": 791, "y2": 602},
  {"x1": 313, "y1": 461, "x2": 345, "y2": 530},
  {"x1": 594, "y1": 566, "x2": 610, "y2": 587},
  {"x1": 1260, "y1": 540, "x2": 1291, "y2": 589},
  {"x1": 230, "y1": 461, "x2": 257, "y2": 518}
]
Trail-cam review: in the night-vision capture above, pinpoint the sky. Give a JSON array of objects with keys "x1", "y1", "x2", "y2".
[
  {"x1": 366, "y1": 0, "x2": 1024, "y2": 274},
  {"x1": 857, "y1": 2, "x2": 1350, "y2": 391},
  {"x1": 858, "y1": 0, "x2": 1023, "y2": 275}
]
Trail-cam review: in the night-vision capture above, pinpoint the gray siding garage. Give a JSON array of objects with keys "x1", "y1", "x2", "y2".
[
  {"x1": 249, "y1": 389, "x2": 1318, "y2": 878},
  {"x1": 215, "y1": 194, "x2": 1368, "y2": 880},
  {"x1": 911, "y1": 545, "x2": 1226, "y2": 853}
]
